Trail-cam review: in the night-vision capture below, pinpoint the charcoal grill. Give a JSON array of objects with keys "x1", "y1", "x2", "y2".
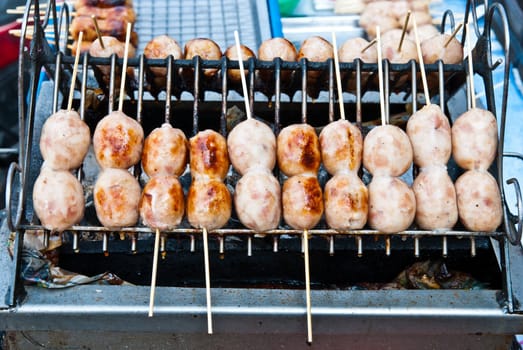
[{"x1": 1, "y1": 0, "x2": 523, "y2": 348}]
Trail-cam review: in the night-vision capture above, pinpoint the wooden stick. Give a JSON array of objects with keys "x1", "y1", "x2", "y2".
[
  {"x1": 91, "y1": 15, "x2": 105, "y2": 49},
  {"x1": 67, "y1": 32, "x2": 83, "y2": 111},
  {"x1": 398, "y1": 11, "x2": 411, "y2": 52},
  {"x1": 466, "y1": 22, "x2": 476, "y2": 109},
  {"x1": 148, "y1": 228, "x2": 161, "y2": 317},
  {"x1": 444, "y1": 22, "x2": 463, "y2": 48},
  {"x1": 361, "y1": 39, "x2": 377, "y2": 53},
  {"x1": 331, "y1": 32, "x2": 345, "y2": 121},
  {"x1": 412, "y1": 14, "x2": 431, "y2": 106},
  {"x1": 376, "y1": 26, "x2": 386, "y2": 126},
  {"x1": 118, "y1": 22, "x2": 132, "y2": 112},
  {"x1": 202, "y1": 227, "x2": 213, "y2": 334},
  {"x1": 234, "y1": 30, "x2": 252, "y2": 120},
  {"x1": 303, "y1": 229, "x2": 312, "y2": 344}
]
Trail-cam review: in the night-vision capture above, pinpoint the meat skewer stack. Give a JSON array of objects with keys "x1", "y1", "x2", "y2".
[
  {"x1": 70, "y1": 0, "x2": 138, "y2": 54},
  {"x1": 187, "y1": 120, "x2": 232, "y2": 332},
  {"x1": 452, "y1": 24, "x2": 502, "y2": 233},
  {"x1": 406, "y1": 16, "x2": 458, "y2": 255},
  {"x1": 92, "y1": 24, "x2": 144, "y2": 255},
  {"x1": 277, "y1": 96, "x2": 324, "y2": 343},
  {"x1": 228, "y1": 31, "x2": 281, "y2": 238},
  {"x1": 363, "y1": 26, "x2": 416, "y2": 237},
  {"x1": 34, "y1": 33, "x2": 90, "y2": 235},
  {"x1": 139, "y1": 52, "x2": 188, "y2": 317},
  {"x1": 321, "y1": 32, "x2": 368, "y2": 236}
]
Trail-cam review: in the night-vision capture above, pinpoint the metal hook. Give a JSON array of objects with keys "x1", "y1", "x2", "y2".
[
  {"x1": 440, "y1": 9, "x2": 456, "y2": 34},
  {"x1": 5, "y1": 162, "x2": 23, "y2": 232},
  {"x1": 505, "y1": 178, "x2": 522, "y2": 246}
]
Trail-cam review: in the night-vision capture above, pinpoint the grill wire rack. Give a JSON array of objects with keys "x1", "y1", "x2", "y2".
[{"x1": 4, "y1": 0, "x2": 523, "y2": 321}]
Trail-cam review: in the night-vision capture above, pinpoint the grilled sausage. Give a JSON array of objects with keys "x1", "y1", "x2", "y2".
[
  {"x1": 139, "y1": 175, "x2": 185, "y2": 231},
  {"x1": 368, "y1": 175, "x2": 416, "y2": 233},
  {"x1": 93, "y1": 110, "x2": 144, "y2": 169},
  {"x1": 451, "y1": 107, "x2": 498, "y2": 171},
  {"x1": 363, "y1": 124, "x2": 413, "y2": 177},
  {"x1": 412, "y1": 166, "x2": 458, "y2": 230},
  {"x1": 277, "y1": 123, "x2": 321, "y2": 177},
  {"x1": 184, "y1": 38, "x2": 222, "y2": 78},
  {"x1": 406, "y1": 104, "x2": 452, "y2": 167},
  {"x1": 39, "y1": 109, "x2": 90, "y2": 171},
  {"x1": 455, "y1": 170, "x2": 502, "y2": 232},
  {"x1": 142, "y1": 123, "x2": 187, "y2": 177},
  {"x1": 227, "y1": 118, "x2": 276, "y2": 175},
  {"x1": 33, "y1": 166, "x2": 85, "y2": 232},
  {"x1": 93, "y1": 168, "x2": 141, "y2": 228},
  {"x1": 297, "y1": 36, "x2": 334, "y2": 98},
  {"x1": 324, "y1": 172, "x2": 368, "y2": 230},
  {"x1": 189, "y1": 129, "x2": 229, "y2": 181},
  {"x1": 421, "y1": 33, "x2": 463, "y2": 65},
  {"x1": 319, "y1": 119, "x2": 363, "y2": 175},
  {"x1": 234, "y1": 168, "x2": 281, "y2": 232},
  {"x1": 187, "y1": 178, "x2": 232, "y2": 230},
  {"x1": 144, "y1": 35, "x2": 183, "y2": 83},
  {"x1": 282, "y1": 174, "x2": 324, "y2": 230}
]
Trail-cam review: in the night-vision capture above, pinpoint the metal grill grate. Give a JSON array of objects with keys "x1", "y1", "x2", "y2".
[{"x1": 133, "y1": 0, "x2": 269, "y2": 52}]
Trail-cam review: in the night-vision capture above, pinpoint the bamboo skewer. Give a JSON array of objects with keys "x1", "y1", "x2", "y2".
[
  {"x1": 398, "y1": 11, "x2": 411, "y2": 52},
  {"x1": 303, "y1": 229, "x2": 312, "y2": 344},
  {"x1": 66, "y1": 32, "x2": 83, "y2": 111},
  {"x1": 444, "y1": 23, "x2": 464, "y2": 48},
  {"x1": 234, "y1": 30, "x2": 252, "y2": 120},
  {"x1": 91, "y1": 15, "x2": 105, "y2": 49},
  {"x1": 148, "y1": 228, "x2": 161, "y2": 317},
  {"x1": 202, "y1": 227, "x2": 213, "y2": 334},
  {"x1": 361, "y1": 38, "x2": 377, "y2": 53},
  {"x1": 376, "y1": 26, "x2": 386, "y2": 126},
  {"x1": 118, "y1": 22, "x2": 132, "y2": 112},
  {"x1": 331, "y1": 32, "x2": 345, "y2": 121},
  {"x1": 466, "y1": 22, "x2": 476, "y2": 109},
  {"x1": 412, "y1": 14, "x2": 431, "y2": 105}
]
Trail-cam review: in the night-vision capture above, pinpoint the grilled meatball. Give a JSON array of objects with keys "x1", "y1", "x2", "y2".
[
  {"x1": 277, "y1": 123, "x2": 321, "y2": 177},
  {"x1": 406, "y1": 104, "x2": 452, "y2": 167},
  {"x1": 282, "y1": 174, "x2": 324, "y2": 230},
  {"x1": 144, "y1": 35, "x2": 183, "y2": 82},
  {"x1": 338, "y1": 37, "x2": 378, "y2": 63},
  {"x1": 142, "y1": 123, "x2": 187, "y2": 177},
  {"x1": 33, "y1": 166, "x2": 85, "y2": 232},
  {"x1": 224, "y1": 44, "x2": 256, "y2": 85},
  {"x1": 455, "y1": 170, "x2": 502, "y2": 232},
  {"x1": 39, "y1": 109, "x2": 90, "y2": 171},
  {"x1": 380, "y1": 29, "x2": 417, "y2": 64},
  {"x1": 324, "y1": 172, "x2": 368, "y2": 230},
  {"x1": 368, "y1": 175, "x2": 416, "y2": 233},
  {"x1": 189, "y1": 129, "x2": 229, "y2": 181},
  {"x1": 93, "y1": 168, "x2": 141, "y2": 229},
  {"x1": 184, "y1": 38, "x2": 222, "y2": 78},
  {"x1": 139, "y1": 175, "x2": 185, "y2": 231},
  {"x1": 421, "y1": 33, "x2": 463, "y2": 64},
  {"x1": 227, "y1": 118, "x2": 276, "y2": 175},
  {"x1": 187, "y1": 179, "x2": 232, "y2": 231},
  {"x1": 234, "y1": 168, "x2": 281, "y2": 232},
  {"x1": 412, "y1": 166, "x2": 458, "y2": 230},
  {"x1": 297, "y1": 36, "x2": 334, "y2": 98},
  {"x1": 363, "y1": 124, "x2": 413, "y2": 176},
  {"x1": 451, "y1": 108, "x2": 498, "y2": 171},
  {"x1": 319, "y1": 119, "x2": 363, "y2": 175},
  {"x1": 93, "y1": 110, "x2": 144, "y2": 169},
  {"x1": 257, "y1": 37, "x2": 298, "y2": 88},
  {"x1": 88, "y1": 36, "x2": 136, "y2": 85},
  {"x1": 408, "y1": 24, "x2": 439, "y2": 43}
]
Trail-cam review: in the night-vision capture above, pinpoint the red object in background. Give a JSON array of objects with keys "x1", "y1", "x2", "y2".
[{"x1": 0, "y1": 21, "x2": 21, "y2": 69}]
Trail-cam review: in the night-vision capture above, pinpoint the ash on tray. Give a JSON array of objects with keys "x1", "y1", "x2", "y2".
[{"x1": 352, "y1": 259, "x2": 487, "y2": 290}]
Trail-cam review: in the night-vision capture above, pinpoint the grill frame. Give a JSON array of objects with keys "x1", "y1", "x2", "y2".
[{"x1": 1, "y1": 0, "x2": 523, "y2": 344}]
